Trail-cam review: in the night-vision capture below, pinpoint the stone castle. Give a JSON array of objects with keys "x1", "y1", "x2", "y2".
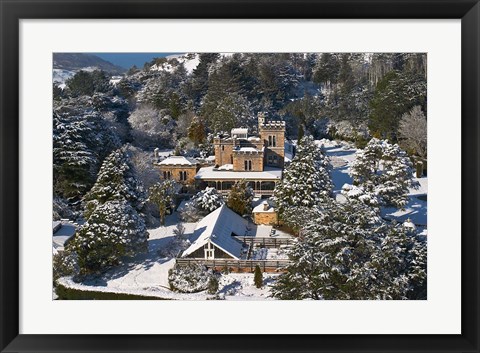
[{"x1": 213, "y1": 113, "x2": 286, "y2": 171}]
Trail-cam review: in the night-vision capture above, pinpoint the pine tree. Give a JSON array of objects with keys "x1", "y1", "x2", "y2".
[
  {"x1": 254, "y1": 265, "x2": 263, "y2": 288},
  {"x1": 273, "y1": 135, "x2": 333, "y2": 229},
  {"x1": 344, "y1": 138, "x2": 418, "y2": 209},
  {"x1": 71, "y1": 200, "x2": 148, "y2": 275},
  {"x1": 83, "y1": 148, "x2": 146, "y2": 218},
  {"x1": 187, "y1": 116, "x2": 206, "y2": 146},
  {"x1": 149, "y1": 180, "x2": 177, "y2": 225},
  {"x1": 227, "y1": 180, "x2": 253, "y2": 216},
  {"x1": 271, "y1": 200, "x2": 427, "y2": 300}
]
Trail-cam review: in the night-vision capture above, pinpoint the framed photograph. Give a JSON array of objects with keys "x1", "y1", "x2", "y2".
[{"x1": 1, "y1": 0, "x2": 479, "y2": 352}]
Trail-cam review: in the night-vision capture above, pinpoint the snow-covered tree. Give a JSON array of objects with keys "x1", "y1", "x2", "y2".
[
  {"x1": 227, "y1": 180, "x2": 254, "y2": 217},
  {"x1": 343, "y1": 138, "x2": 418, "y2": 209},
  {"x1": 271, "y1": 200, "x2": 427, "y2": 300},
  {"x1": 273, "y1": 135, "x2": 333, "y2": 229},
  {"x1": 180, "y1": 187, "x2": 224, "y2": 222},
  {"x1": 71, "y1": 200, "x2": 148, "y2": 275},
  {"x1": 53, "y1": 109, "x2": 120, "y2": 199},
  {"x1": 83, "y1": 148, "x2": 146, "y2": 218},
  {"x1": 148, "y1": 180, "x2": 177, "y2": 225},
  {"x1": 398, "y1": 105, "x2": 427, "y2": 158},
  {"x1": 128, "y1": 106, "x2": 177, "y2": 149}
]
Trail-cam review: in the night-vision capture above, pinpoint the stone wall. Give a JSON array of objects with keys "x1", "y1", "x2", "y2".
[
  {"x1": 232, "y1": 152, "x2": 264, "y2": 172},
  {"x1": 214, "y1": 139, "x2": 234, "y2": 166},
  {"x1": 157, "y1": 165, "x2": 198, "y2": 184},
  {"x1": 253, "y1": 211, "x2": 278, "y2": 225}
]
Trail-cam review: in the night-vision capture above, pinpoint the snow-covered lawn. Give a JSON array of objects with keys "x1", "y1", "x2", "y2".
[{"x1": 58, "y1": 211, "x2": 280, "y2": 300}]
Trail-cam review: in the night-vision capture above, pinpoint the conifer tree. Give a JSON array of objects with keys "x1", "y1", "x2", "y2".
[
  {"x1": 83, "y1": 148, "x2": 146, "y2": 218},
  {"x1": 273, "y1": 135, "x2": 333, "y2": 229},
  {"x1": 271, "y1": 201, "x2": 427, "y2": 300},
  {"x1": 71, "y1": 200, "x2": 148, "y2": 275},
  {"x1": 254, "y1": 265, "x2": 263, "y2": 288},
  {"x1": 149, "y1": 180, "x2": 177, "y2": 225},
  {"x1": 226, "y1": 179, "x2": 253, "y2": 216},
  {"x1": 343, "y1": 138, "x2": 418, "y2": 209}
]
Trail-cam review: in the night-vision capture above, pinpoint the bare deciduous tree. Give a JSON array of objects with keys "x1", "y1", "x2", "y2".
[{"x1": 398, "y1": 105, "x2": 427, "y2": 158}]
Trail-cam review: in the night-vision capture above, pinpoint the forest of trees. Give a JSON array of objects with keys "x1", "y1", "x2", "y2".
[{"x1": 53, "y1": 53, "x2": 427, "y2": 295}]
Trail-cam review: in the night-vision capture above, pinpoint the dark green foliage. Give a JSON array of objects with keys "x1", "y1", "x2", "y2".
[
  {"x1": 66, "y1": 70, "x2": 111, "y2": 97},
  {"x1": 56, "y1": 282, "x2": 165, "y2": 300},
  {"x1": 53, "y1": 109, "x2": 120, "y2": 199},
  {"x1": 149, "y1": 180, "x2": 177, "y2": 225},
  {"x1": 254, "y1": 265, "x2": 263, "y2": 288},
  {"x1": 226, "y1": 180, "x2": 253, "y2": 217},
  {"x1": 369, "y1": 71, "x2": 426, "y2": 141},
  {"x1": 208, "y1": 276, "x2": 219, "y2": 294},
  {"x1": 187, "y1": 116, "x2": 206, "y2": 146}
]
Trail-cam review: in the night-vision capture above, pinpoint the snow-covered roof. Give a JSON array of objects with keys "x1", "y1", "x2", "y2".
[
  {"x1": 218, "y1": 164, "x2": 233, "y2": 171},
  {"x1": 236, "y1": 147, "x2": 260, "y2": 152},
  {"x1": 158, "y1": 156, "x2": 198, "y2": 166},
  {"x1": 195, "y1": 166, "x2": 282, "y2": 180},
  {"x1": 231, "y1": 128, "x2": 248, "y2": 135},
  {"x1": 182, "y1": 205, "x2": 250, "y2": 259},
  {"x1": 253, "y1": 201, "x2": 275, "y2": 213}
]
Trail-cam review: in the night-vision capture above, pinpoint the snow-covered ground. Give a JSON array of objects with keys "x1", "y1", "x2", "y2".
[{"x1": 58, "y1": 211, "x2": 280, "y2": 300}]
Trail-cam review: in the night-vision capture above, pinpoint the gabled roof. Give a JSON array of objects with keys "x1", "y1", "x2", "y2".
[
  {"x1": 182, "y1": 205, "x2": 251, "y2": 259},
  {"x1": 158, "y1": 156, "x2": 198, "y2": 166}
]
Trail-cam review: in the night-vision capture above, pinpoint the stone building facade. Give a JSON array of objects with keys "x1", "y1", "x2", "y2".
[
  {"x1": 155, "y1": 156, "x2": 199, "y2": 185},
  {"x1": 213, "y1": 114, "x2": 286, "y2": 172}
]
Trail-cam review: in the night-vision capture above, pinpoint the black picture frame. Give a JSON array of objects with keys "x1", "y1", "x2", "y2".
[{"x1": 1, "y1": 1, "x2": 479, "y2": 352}]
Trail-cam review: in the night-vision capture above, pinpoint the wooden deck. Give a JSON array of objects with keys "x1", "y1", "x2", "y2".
[
  {"x1": 237, "y1": 236, "x2": 295, "y2": 248},
  {"x1": 175, "y1": 258, "x2": 292, "y2": 273}
]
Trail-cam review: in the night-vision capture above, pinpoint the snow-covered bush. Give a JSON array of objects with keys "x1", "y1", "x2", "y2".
[
  {"x1": 53, "y1": 249, "x2": 80, "y2": 282},
  {"x1": 168, "y1": 264, "x2": 216, "y2": 293},
  {"x1": 180, "y1": 187, "x2": 224, "y2": 222}
]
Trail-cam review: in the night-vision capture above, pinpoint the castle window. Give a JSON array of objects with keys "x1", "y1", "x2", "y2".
[
  {"x1": 221, "y1": 145, "x2": 225, "y2": 151},
  {"x1": 273, "y1": 136, "x2": 276, "y2": 147},
  {"x1": 245, "y1": 160, "x2": 248, "y2": 171},
  {"x1": 163, "y1": 171, "x2": 167, "y2": 179},
  {"x1": 248, "y1": 160, "x2": 252, "y2": 171},
  {"x1": 268, "y1": 136, "x2": 272, "y2": 146},
  {"x1": 179, "y1": 171, "x2": 187, "y2": 181}
]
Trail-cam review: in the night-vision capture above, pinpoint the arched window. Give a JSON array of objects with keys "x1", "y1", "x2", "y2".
[
  {"x1": 248, "y1": 160, "x2": 252, "y2": 171},
  {"x1": 163, "y1": 171, "x2": 167, "y2": 179},
  {"x1": 268, "y1": 136, "x2": 272, "y2": 146},
  {"x1": 273, "y1": 135, "x2": 276, "y2": 147},
  {"x1": 244, "y1": 160, "x2": 248, "y2": 171}
]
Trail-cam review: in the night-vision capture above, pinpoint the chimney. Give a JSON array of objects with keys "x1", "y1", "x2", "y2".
[
  {"x1": 154, "y1": 148, "x2": 159, "y2": 161},
  {"x1": 263, "y1": 201, "x2": 269, "y2": 211}
]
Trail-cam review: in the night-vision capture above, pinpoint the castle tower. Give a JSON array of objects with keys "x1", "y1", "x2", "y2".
[
  {"x1": 259, "y1": 117, "x2": 285, "y2": 169},
  {"x1": 258, "y1": 112, "x2": 266, "y2": 132}
]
